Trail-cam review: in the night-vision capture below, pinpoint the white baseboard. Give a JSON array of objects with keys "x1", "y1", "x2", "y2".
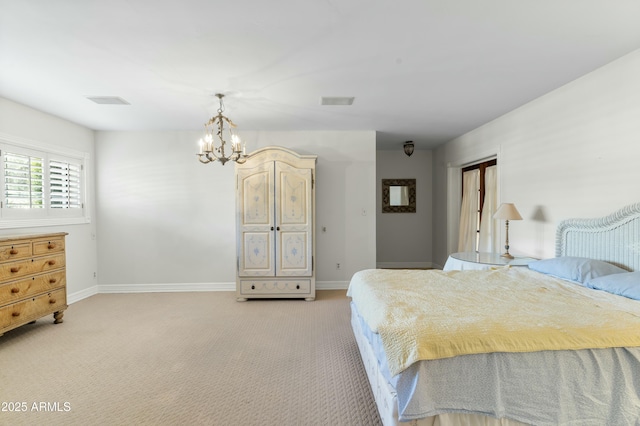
[
  {"x1": 68, "y1": 281, "x2": 348, "y2": 301},
  {"x1": 376, "y1": 261, "x2": 438, "y2": 269},
  {"x1": 316, "y1": 281, "x2": 350, "y2": 290},
  {"x1": 98, "y1": 282, "x2": 236, "y2": 293},
  {"x1": 68, "y1": 285, "x2": 98, "y2": 304}
]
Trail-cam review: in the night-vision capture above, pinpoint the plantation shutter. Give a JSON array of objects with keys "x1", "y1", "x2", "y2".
[
  {"x1": 50, "y1": 160, "x2": 82, "y2": 209},
  {"x1": 3, "y1": 152, "x2": 44, "y2": 209}
]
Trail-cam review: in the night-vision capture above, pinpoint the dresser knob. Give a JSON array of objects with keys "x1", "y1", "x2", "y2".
[
  {"x1": 48, "y1": 260, "x2": 56, "y2": 266},
  {"x1": 9, "y1": 249, "x2": 18, "y2": 255},
  {"x1": 10, "y1": 266, "x2": 20, "y2": 273},
  {"x1": 49, "y1": 278, "x2": 57, "y2": 284},
  {"x1": 48, "y1": 243, "x2": 56, "y2": 249},
  {"x1": 11, "y1": 288, "x2": 19, "y2": 293},
  {"x1": 49, "y1": 298, "x2": 57, "y2": 304},
  {"x1": 12, "y1": 312, "x2": 20, "y2": 317}
]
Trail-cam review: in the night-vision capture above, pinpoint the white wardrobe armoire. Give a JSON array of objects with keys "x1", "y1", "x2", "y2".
[{"x1": 235, "y1": 147, "x2": 317, "y2": 301}]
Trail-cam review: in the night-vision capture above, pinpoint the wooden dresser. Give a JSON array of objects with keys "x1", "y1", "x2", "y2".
[{"x1": 0, "y1": 232, "x2": 68, "y2": 336}]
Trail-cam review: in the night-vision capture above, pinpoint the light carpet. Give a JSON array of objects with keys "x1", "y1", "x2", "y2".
[{"x1": 0, "y1": 290, "x2": 382, "y2": 426}]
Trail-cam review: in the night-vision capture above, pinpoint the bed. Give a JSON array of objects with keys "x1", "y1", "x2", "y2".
[{"x1": 348, "y1": 203, "x2": 640, "y2": 425}]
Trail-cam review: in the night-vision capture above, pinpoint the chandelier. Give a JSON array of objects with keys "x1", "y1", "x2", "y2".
[{"x1": 196, "y1": 93, "x2": 248, "y2": 165}]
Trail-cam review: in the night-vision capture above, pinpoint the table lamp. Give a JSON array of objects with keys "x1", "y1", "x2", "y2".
[{"x1": 493, "y1": 203, "x2": 522, "y2": 259}]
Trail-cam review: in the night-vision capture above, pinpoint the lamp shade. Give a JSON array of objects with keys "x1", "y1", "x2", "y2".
[{"x1": 493, "y1": 203, "x2": 522, "y2": 220}]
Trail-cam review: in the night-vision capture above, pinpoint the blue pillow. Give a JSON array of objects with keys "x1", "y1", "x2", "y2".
[
  {"x1": 588, "y1": 272, "x2": 640, "y2": 300},
  {"x1": 528, "y1": 256, "x2": 627, "y2": 285}
]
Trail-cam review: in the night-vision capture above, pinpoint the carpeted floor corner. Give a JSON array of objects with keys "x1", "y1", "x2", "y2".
[{"x1": 0, "y1": 290, "x2": 382, "y2": 426}]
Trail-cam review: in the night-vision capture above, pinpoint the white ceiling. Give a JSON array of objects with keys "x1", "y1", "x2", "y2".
[{"x1": 1, "y1": 1, "x2": 639, "y2": 150}]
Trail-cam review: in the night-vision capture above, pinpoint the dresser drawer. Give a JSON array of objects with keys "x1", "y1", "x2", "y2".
[
  {"x1": 33, "y1": 237, "x2": 65, "y2": 255},
  {"x1": 0, "y1": 253, "x2": 66, "y2": 282},
  {"x1": 1, "y1": 288, "x2": 66, "y2": 327},
  {"x1": 0, "y1": 271, "x2": 66, "y2": 306},
  {"x1": 0, "y1": 242, "x2": 32, "y2": 262}
]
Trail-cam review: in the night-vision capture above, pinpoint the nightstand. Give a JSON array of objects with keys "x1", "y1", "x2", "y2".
[{"x1": 443, "y1": 252, "x2": 537, "y2": 271}]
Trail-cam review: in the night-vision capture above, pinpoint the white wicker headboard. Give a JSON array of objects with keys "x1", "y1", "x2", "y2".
[{"x1": 556, "y1": 203, "x2": 640, "y2": 272}]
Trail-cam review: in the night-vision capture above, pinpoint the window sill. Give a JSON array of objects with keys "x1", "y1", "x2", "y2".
[{"x1": 0, "y1": 216, "x2": 91, "y2": 229}]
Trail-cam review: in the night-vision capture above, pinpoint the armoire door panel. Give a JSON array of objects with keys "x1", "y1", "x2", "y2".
[
  {"x1": 241, "y1": 231, "x2": 274, "y2": 275},
  {"x1": 277, "y1": 231, "x2": 310, "y2": 276},
  {"x1": 278, "y1": 170, "x2": 309, "y2": 225},
  {"x1": 240, "y1": 167, "x2": 273, "y2": 226},
  {"x1": 276, "y1": 163, "x2": 311, "y2": 227}
]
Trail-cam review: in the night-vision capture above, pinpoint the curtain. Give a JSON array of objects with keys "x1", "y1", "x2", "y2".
[
  {"x1": 478, "y1": 165, "x2": 498, "y2": 253},
  {"x1": 458, "y1": 169, "x2": 480, "y2": 252}
]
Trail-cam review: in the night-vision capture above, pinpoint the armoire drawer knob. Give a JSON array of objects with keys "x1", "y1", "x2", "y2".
[
  {"x1": 11, "y1": 288, "x2": 19, "y2": 293},
  {"x1": 251, "y1": 285, "x2": 255, "y2": 290},
  {"x1": 296, "y1": 285, "x2": 300, "y2": 290}
]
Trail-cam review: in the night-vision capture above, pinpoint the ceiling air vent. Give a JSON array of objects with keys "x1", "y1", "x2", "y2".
[
  {"x1": 320, "y1": 96, "x2": 354, "y2": 106},
  {"x1": 86, "y1": 96, "x2": 131, "y2": 105}
]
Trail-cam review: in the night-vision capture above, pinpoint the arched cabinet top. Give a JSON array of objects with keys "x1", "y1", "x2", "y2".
[{"x1": 236, "y1": 146, "x2": 317, "y2": 169}]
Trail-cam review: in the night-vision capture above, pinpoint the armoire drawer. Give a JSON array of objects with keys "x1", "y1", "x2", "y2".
[{"x1": 240, "y1": 280, "x2": 311, "y2": 295}]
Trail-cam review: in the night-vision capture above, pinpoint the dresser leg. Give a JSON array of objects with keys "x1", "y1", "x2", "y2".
[{"x1": 53, "y1": 310, "x2": 65, "y2": 324}]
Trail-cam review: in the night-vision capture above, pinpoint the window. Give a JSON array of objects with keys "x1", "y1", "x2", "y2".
[
  {"x1": 0, "y1": 138, "x2": 89, "y2": 227},
  {"x1": 459, "y1": 159, "x2": 497, "y2": 252},
  {"x1": 461, "y1": 159, "x2": 496, "y2": 226}
]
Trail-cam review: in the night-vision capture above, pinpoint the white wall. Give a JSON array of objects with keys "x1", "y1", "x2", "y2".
[
  {"x1": 0, "y1": 97, "x2": 98, "y2": 301},
  {"x1": 433, "y1": 49, "x2": 640, "y2": 266},
  {"x1": 376, "y1": 149, "x2": 433, "y2": 268},
  {"x1": 95, "y1": 130, "x2": 376, "y2": 290}
]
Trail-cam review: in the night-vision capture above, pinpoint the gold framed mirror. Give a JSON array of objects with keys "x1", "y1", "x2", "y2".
[{"x1": 381, "y1": 178, "x2": 416, "y2": 213}]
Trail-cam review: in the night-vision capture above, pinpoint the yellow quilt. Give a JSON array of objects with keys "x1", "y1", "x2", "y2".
[{"x1": 347, "y1": 267, "x2": 640, "y2": 376}]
